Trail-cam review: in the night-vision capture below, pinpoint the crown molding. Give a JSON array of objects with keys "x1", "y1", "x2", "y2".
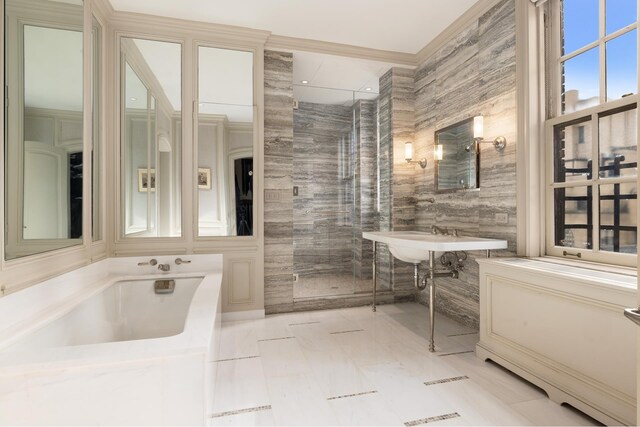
[
  {"x1": 91, "y1": 0, "x2": 114, "y2": 21},
  {"x1": 109, "y1": 10, "x2": 271, "y2": 45},
  {"x1": 415, "y1": 0, "x2": 503, "y2": 65},
  {"x1": 266, "y1": 34, "x2": 416, "y2": 67}
]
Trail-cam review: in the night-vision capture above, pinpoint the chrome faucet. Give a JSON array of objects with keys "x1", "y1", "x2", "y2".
[
  {"x1": 137, "y1": 258, "x2": 158, "y2": 267},
  {"x1": 158, "y1": 263, "x2": 170, "y2": 272},
  {"x1": 431, "y1": 225, "x2": 449, "y2": 235}
]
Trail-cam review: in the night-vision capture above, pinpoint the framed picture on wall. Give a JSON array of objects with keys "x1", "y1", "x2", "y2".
[
  {"x1": 198, "y1": 167, "x2": 211, "y2": 190},
  {"x1": 138, "y1": 168, "x2": 156, "y2": 192}
]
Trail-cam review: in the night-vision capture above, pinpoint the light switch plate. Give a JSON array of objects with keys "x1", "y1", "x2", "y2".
[{"x1": 495, "y1": 213, "x2": 508, "y2": 224}]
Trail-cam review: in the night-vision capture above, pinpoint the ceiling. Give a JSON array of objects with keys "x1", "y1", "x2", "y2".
[
  {"x1": 108, "y1": 0, "x2": 480, "y2": 54},
  {"x1": 293, "y1": 51, "x2": 393, "y2": 105}
]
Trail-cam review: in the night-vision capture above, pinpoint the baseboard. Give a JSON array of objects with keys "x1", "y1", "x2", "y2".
[
  {"x1": 476, "y1": 343, "x2": 630, "y2": 426},
  {"x1": 222, "y1": 309, "x2": 265, "y2": 322}
]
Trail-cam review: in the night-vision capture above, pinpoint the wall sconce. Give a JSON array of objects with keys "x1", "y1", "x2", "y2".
[
  {"x1": 434, "y1": 144, "x2": 443, "y2": 161},
  {"x1": 473, "y1": 115, "x2": 507, "y2": 151},
  {"x1": 404, "y1": 142, "x2": 427, "y2": 168}
]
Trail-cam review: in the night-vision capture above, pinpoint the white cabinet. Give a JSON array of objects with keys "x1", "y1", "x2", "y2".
[{"x1": 477, "y1": 258, "x2": 636, "y2": 426}]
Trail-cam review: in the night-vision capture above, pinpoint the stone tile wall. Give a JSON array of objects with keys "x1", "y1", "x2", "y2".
[{"x1": 413, "y1": 0, "x2": 517, "y2": 328}]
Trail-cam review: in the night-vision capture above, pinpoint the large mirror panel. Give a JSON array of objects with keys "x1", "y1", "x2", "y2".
[
  {"x1": 121, "y1": 38, "x2": 181, "y2": 238},
  {"x1": 197, "y1": 46, "x2": 254, "y2": 237},
  {"x1": 4, "y1": 0, "x2": 84, "y2": 260},
  {"x1": 435, "y1": 118, "x2": 479, "y2": 193}
]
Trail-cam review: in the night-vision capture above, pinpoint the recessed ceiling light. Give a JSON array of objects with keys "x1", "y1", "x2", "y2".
[
  {"x1": 365, "y1": 87, "x2": 372, "y2": 91},
  {"x1": 130, "y1": 97, "x2": 137, "y2": 101},
  {"x1": 301, "y1": 80, "x2": 309, "y2": 84}
]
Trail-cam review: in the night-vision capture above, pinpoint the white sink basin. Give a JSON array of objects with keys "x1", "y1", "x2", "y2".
[{"x1": 363, "y1": 231, "x2": 508, "y2": 264}]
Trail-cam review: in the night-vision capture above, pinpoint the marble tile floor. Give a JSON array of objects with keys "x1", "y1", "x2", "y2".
[{"x1": 209, "y1": 302, "x2": 603, "y2": 426}]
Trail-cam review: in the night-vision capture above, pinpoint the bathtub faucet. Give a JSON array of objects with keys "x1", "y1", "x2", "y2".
[{"x1": 158, "y1": 263, "x2": 171, "y2": 272}]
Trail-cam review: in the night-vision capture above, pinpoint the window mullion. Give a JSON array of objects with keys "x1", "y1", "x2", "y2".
[
  {"x1": 591, "y1": 111, "x2": 600, "y2": 252},
  {"x1": 599, "y1": 0, "x2": 606, "y2": 104}
]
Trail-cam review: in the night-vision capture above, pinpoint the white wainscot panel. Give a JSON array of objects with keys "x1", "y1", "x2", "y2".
[{"x1": 477, "y1": 258, "x2": 636, "y2": 426}]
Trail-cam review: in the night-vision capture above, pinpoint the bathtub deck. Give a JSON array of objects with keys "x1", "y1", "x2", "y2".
[{"x1": 210, "y1": 302, "x2": 602, "y2": 426}]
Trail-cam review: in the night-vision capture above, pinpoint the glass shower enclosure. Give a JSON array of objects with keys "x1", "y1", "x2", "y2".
[{"x1": 291, "y1": 85, "x2": 381, "y2": 301}]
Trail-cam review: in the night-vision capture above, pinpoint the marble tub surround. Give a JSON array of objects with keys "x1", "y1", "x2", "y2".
[
  {"x1": 0, "y1": 254, "x2": 223, "y2": 425},
  {"x1": 210, "y1": 303, "x2": 601, "y2": 426},
  {"x1": 413, "y1": 0, "x2": 517, "y2": 329}
]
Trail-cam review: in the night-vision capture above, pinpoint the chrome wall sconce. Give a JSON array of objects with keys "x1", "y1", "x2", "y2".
[
  {"x1": 473, "y1": 116, "x2": 507, "y2": 151},
  {"x1": 404, "y1": 142, "x2": 427, "y2": 168}
]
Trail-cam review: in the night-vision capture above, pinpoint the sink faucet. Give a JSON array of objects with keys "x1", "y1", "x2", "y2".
[
  {"x1": 158, "y1": 263, "x2": 170, "y2": 272},
  {"x1": 431, "y1": 225, "x2": 449, "y2": 235}
]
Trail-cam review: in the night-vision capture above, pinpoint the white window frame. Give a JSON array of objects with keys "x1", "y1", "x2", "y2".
[{"x1": 543, "y1": 0, "x2": 639, "y2": 267}]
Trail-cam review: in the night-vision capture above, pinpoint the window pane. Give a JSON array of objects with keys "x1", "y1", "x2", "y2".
[
  {"x1": 562, "y1": 0, "x2": 599, "y2": 54},
  {"x1": 606, "y1": 0, "x2": 637, "y2": 34},
  {"x1": 606, "y1": 30, "x2": 637, "y2": 101},
  {"x1": 599, "y1": 106, "x2": 637, "y2": 178},
  {"x1": 555, "y1": 186, "x2": 593, "y2": 249},
  {"x1": 562, "y1": 47, "x2": 600, "y2": 114},
  {"x1": 554, "y1": 119, "x2": 593, "y2": 183},
  {"x1": 600, "y1": 183, "x2": 637, "y2": 253}
]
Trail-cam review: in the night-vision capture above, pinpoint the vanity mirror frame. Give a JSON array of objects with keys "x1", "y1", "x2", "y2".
[
  {"x1": 434, "y1": 117, "x2": 480, "y2": 194},
  {"x1": 0, "y1": 0, "x2": 107, "y2": 296}
]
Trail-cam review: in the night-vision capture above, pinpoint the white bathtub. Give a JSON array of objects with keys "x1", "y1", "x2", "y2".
[{"x1": 0, "y1": 255, "x2": 222, "y2": 426}]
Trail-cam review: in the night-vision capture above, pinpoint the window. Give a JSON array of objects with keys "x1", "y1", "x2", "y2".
[{"x1": 546, "y1": 0, "x2": 638, "y2": 266}]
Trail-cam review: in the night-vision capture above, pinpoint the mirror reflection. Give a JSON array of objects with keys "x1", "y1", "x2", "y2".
[
  {"x1": 435, "y1": 118, "x2": 479, "y2": 193},
  {"x1": 4, "y1": 0, "x2": 84, "y2": 260},
  {"x1": 197, "y1": 46, "x2": 254, "y2": 237},
  {"x1": 121, "y1": 38, "x2": 181, "y2": 237},
  {"x1": 92, "y1": 17, "x2": 102, "y2": 241}
]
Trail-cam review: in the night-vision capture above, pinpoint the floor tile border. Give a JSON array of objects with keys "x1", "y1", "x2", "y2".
[
  {"x1": 329, "y1": 329, "x2": 365, "y2": 335},
  {"x1": 210, "y1": 405, "x2": 272, "y2": 419},
  {"x1": 404, "y1": 412, "x2": 461, "y2": 426},
  {"x1": 258, "y1": 336, "x2": 296, "y2": 342},
  {"x1": 424, "y1": 376, "x2": 469, "y2": 386},
  {"x1": 214, "y1": 355, "x2": 260, "y2": 363},
  {"x1": 327, "y1": 390, "x2": 378, "y2": 401}
]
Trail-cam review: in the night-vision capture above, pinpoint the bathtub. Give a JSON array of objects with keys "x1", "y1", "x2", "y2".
[{"x1": 0, "y1": 255, "x2": 222, "y2": 426}]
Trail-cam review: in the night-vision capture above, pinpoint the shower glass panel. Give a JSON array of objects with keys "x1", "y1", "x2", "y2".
[{"x1": 292, "y1": 85, "x2": 379, "y2": 300}]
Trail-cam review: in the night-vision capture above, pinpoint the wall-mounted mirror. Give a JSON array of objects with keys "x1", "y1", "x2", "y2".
[
  {"x1": 4, "y1": 0, "x2": 84, "y2": 260},
  {"x1": 435, "y1": 118, "x2": 479, "y2": 193},
  {"x1": 197, "y1": 46, "x2": 254, "y2": 237},
  {"x1": 121, "y1": 37, "x2": 182, "y2": 238}
]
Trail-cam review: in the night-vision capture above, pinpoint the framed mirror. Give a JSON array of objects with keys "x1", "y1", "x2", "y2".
[
  {"x1": 4, "y1": 0, "x2": 84, "y2": 260},
  {"x1": 434, "y1": 118, "x2": 479, "y2": 193},
  {"x1": 196, "y1": 45, "x2": 254, "y2": 237},
  {"x1": 120, "y1": 37, "x2": 182, "y2": 238}
]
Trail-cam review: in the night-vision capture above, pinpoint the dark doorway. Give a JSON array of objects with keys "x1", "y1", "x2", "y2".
[
  {"x1": 234, "y1": 157, "x2": 253, "y2": 236},
  {"x1": 69, "y1": 152, "x2": 83, "y2": 239}
]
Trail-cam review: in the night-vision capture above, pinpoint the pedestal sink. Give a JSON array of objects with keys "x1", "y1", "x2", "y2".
[{"x1": 363, "y1": 231, "x2": 507, "y2": 352}]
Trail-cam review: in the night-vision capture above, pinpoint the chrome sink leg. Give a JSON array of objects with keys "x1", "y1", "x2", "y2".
[
  {"x1": 372, "y1": 241, "x2": 377, "y2": 312},
  {"x1": 428, "y1": 250, "x2": 436, "y2": 352}
]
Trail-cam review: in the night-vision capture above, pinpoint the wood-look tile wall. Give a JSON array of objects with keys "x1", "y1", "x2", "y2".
[
  {"x1": 413, "y1": 0, "x2": 517, "y2": 328},
  {"x1": 264, "y1": 50, "x2": 295, "y2": 314}
]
